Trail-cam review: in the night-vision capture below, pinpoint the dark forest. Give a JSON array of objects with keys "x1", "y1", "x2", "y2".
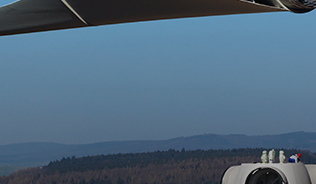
[{"x1": 0, "y1": 148, "x2": 315, "y2": 184}]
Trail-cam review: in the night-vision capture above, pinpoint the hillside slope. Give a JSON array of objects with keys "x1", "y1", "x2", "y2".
[
  {"x1": 1, "y1": 148, "x2": 315, "y2": 184},
  {"x1": 0, "y1": 131, "x2": 315, "y2": 167}
]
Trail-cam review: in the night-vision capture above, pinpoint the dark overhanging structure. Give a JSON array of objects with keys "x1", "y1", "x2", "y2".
[{"x1": 0, "y1": 0, "x2": 315, "y2": 36}]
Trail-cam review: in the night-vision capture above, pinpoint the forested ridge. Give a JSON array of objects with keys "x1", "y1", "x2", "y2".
[
  {"x1": 1, "y1": 131, "x2": 316, "y2": 169},
  {"x1": 1, "y1": 148, "x2": 315, "y2": 184}
]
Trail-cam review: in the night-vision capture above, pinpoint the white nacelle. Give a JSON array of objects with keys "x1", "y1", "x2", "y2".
[{"x1": 221, "y1": 163, "x2": 316, "y2": 184}]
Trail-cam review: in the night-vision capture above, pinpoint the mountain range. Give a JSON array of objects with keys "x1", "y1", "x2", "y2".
[{"x1": 0, "y1": 131, "x2": 315, "y2": 167}]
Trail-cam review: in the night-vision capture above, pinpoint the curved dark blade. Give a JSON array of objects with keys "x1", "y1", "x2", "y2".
[
  {"x1": 66, "y1": 0, "x2": 287, "y2": 25},
  {"x1": 0, "y1": 0, "x2": 286, "y2": 36},
  {"x1": 0, "y1": 0, "x2": 86, "y2": 36}
]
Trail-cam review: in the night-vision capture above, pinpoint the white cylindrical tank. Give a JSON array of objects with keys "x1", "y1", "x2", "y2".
[
  {"x1": 261, "y1": 150, "x2": 268, "y2": 163},
  {"x1": 221, "y1": 162, "x2": 312, "y2": 184},
  {"x1": 268, "y1": 149, "x2": 275, "y2": 163},
  {"x1": 279, "y1": 150, "x2": 286, "y2": 163}
]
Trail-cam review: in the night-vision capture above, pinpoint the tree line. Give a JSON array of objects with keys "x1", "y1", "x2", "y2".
[{"x1": 0, "y1": 148, "x2": 315, "y2": 184}]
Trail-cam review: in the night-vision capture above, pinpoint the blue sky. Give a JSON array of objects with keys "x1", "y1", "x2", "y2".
[{"x1": 1, "y1": 0, "x2": 316, "y2": 145}]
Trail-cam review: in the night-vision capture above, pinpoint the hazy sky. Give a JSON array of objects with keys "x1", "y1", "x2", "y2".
[{"x1": 0, "y1": 0, "x2": 316, "y2": 145}]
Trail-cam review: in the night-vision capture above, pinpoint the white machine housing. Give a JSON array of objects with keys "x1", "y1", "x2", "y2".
[{"x1": 221, "y1": 163, "x2": 316, "y2": 184}]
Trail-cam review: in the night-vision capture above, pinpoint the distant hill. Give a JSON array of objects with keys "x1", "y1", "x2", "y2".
[{"x1": 0, "y1": 131, "x2": 315, "y2": 167}]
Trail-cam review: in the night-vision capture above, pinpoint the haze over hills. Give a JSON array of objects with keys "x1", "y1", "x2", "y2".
[{"x1": 0, "y1": 131, "x2": 315, "y2": 168}]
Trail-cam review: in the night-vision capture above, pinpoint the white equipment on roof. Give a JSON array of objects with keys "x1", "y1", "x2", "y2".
[{"x1": 221, "y1": 162, "x2": 316, "y2": 184}]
